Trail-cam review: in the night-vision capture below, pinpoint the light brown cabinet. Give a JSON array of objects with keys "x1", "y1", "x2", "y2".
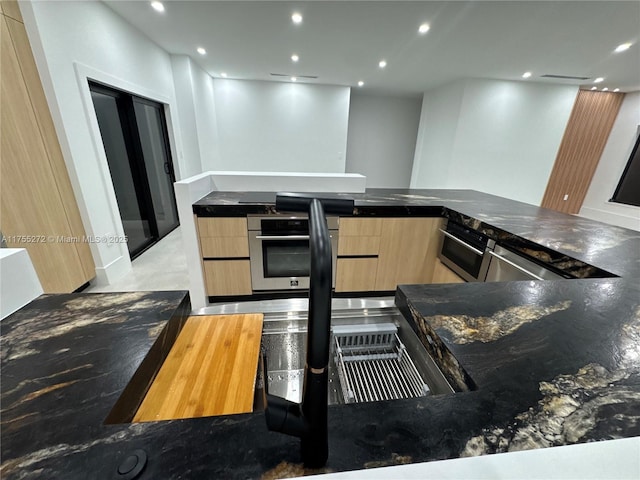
[
  {"x1": 1, "y1": 10, "x2": 95, "y2": 293},
  {"x1": 431, "y1": 258, "x2": 465, "y2": 284},
  {"x1": 197, "y1": 217, "x2": 249, "y2": 258},
  {"x1": 203, "y1": 260, "x2": 252, "y2": 296},
  {"x1": 336, "y1": 257, "x2": 378, "y2": 292},
  {"x1": 196, "y1": 216, "x2": 251, "y2": 296},
  {"x1": 336, "y1": 217, "x2": 442, "y2": 293},
  {"x1": 374, "y1": 218, "x2": 441, "y2": 291},
  {"x1": 335, "y1": 218, "x2": 381, "y2": 292}
]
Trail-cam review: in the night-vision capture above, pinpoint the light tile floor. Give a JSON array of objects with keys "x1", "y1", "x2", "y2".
[{"x1": 85, "y1": 227, "x2": 189, "y2": 293}]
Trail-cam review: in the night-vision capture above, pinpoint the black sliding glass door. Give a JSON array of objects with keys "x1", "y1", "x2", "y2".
[{"x1": 90, "y1": 83, "x2": 179, "y2": 258}]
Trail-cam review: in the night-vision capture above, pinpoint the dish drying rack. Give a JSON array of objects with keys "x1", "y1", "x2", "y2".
[{"x1": 333, "y1": 323, "x2": 430, "y2": 404}]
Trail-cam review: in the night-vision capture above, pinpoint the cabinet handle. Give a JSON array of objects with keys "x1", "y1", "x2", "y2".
[
  {"x1": 488, "y1": 250, "x2": 545, "y2": 281},
  {"x1": 255, "y1": 235, "x2": 310, "y2": 240},
  {"x1": 438, "y1": 229, "x2": 484, "y2": 256}
]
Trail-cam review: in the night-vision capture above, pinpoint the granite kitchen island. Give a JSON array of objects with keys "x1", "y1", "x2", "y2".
[{"x1": 2, "y1": 189, "x2": 639, "y2": 479}]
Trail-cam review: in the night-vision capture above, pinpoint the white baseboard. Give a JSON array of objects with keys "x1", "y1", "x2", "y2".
[{"x1": 93, "y1": 254, "x2": 132, "y2": 286}]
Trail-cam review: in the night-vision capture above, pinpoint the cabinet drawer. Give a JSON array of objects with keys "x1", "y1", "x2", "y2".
[
  {"x1": 198, "y1": 217, "x2": 247, "y2": 238},
  {"x1": 339, "y1": 218, "x2": 383, "y2": 237},
  {"x1": 337, "y1": 236, "x2": 380, "y2": 256},
  {"x1": 338, "y1": 218, "x2": 382, "y2": 255},
  {"x1": 335, "y1": 258, "x2": 378, "y2": 292},
  {"x1": 201, "y1": 237, "x2": 249, "y2": 258},
  {"x1": 204, "y1": 260, "x2": 252, "y2": 296}
]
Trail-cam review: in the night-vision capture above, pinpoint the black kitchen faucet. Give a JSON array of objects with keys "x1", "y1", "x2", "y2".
[{"x1": 263, "y1": 193, "x2": 354, "y2": 468}]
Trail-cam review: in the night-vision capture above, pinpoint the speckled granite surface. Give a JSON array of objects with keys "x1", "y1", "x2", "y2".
[
  {"x1": 395, "y1": 279, "x2": 640, "y2": 456},
  {"x1": 2, "y1": 189, "x2": 640, "y2": 479}
]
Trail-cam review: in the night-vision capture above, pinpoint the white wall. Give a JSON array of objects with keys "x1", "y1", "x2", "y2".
[
  {"x1": 212, "y1": 79, "x2": 350, "y2": 173},
  {"x1": 21, "y1": 0, "x2": 188, "y2": 284},
  {"x1": 170, "y1": 55, "x2": 202, "y2": 178},
  {"x1": 579, "y1": 92, "x2": 640, "y2": 231},
  {"x1": 411, "y1": 81, "x2": 466, "y2": 188},
  {"x1": 170, "y1": 55, "x2": 220, "y2": 175},
  {"x1": 191, "y1": 63, "x2": 220, "y2": 172},
  {"x1": 345, "y1": 93, "x2": 422, "y2": 188},
  {"x1": 411, "y1": 79, "x2": 578, "y2": 206}
]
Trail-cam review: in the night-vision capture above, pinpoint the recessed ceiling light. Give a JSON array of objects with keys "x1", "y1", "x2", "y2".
[
  {"x1": 197, "y1": 47, "x2": 206, "y2": 55},
  {"x1": 602, "y1": 87, "x2": 609, "y2": 91},
  {"x1": 614, "y1": 88, "x2": 620, "y2": 92},
  {"x1": 150, "y1": 1, "x2": 164, "y2": 13},
  {"x1": 590, "y1": 86, "x2": 598, "y2": 90},
  {"x1": 291, "y1": 54, "x2": 299, "y2": 62},
  {"x1": 378, "y1": 60, "x2": 387, "y2": 68},
  {"x1": 418, "y1": 23, "x2": 430, "y2": 34},
  {"x1": 291, "y1": 76, "x2": 297, "y2": 82},
  {"x1": 291, "y1": 12, "x2": 303, "y2": 24},
  {"x1": 220, "y1": 72, "x2": 227, "y2": 78},
  {"x1": 522, "y1": 71, "x2": 532, "y2": 79},
  {"x1": 614, "y1": 42, "x2": 632, "y2": 53},
  {"x1": 594, "y1": 77, "x2": 604, "y2": 83},
  {"x1": 357, "y1": 81, "x2": 364, "y2": 87}
]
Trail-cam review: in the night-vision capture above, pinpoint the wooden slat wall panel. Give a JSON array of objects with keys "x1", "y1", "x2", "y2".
[{"x1": 541, "y1": 90, "x2": 624, "y2": 214}]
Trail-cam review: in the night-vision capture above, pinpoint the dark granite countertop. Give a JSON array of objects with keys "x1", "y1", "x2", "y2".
[
  {"x1": 193, "y1": 188, "x2": 640, "y2": 279},
  {"x1": 2, "y1": 189, "x2": 639, "y2": 479}
]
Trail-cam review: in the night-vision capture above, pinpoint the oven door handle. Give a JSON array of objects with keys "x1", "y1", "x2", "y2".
[
  {"x1": 255, "y1": 235, "x2": 310, "y2": 240},
  {"x1": 438, "y1": 229, "x2": 485, "y2": 256}
]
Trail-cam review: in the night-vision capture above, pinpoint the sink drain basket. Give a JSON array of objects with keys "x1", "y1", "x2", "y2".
[{"x1": 333, "y1": 323, "x2": 430, "y2": 404}]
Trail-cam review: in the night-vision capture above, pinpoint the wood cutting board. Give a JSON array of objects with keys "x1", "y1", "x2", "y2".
[{"x1": 133, "y1": 313, "x2": 264, "y2": 422}]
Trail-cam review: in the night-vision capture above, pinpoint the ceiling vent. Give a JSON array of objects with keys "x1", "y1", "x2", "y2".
[
  {"x1": 541, "y1": 74, "x2": 591, "y2": 80},
  {"x1": 270, "y1": 73, "x2": 318, "y2": 79}
]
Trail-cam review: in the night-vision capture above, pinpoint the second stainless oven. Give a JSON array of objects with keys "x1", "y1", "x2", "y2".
[
  {"x1": 438, "y1": 219, "x2": 495, "y2": 282},
  {"x1": 248, "y1": 215, "x2": 339, "y2": 291}
]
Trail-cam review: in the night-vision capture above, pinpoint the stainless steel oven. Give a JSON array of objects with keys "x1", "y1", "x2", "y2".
[
  {"x1": 438, "y1": 220, "x2": 495, "y2": 282},
  {"x1": 248, "y1": 215, "x2": 339, "y2": 291}
]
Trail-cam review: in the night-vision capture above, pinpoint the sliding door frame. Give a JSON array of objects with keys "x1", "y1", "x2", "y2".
[{"x1": 89, "y1": 81, "x2": 179, "y2": 258}]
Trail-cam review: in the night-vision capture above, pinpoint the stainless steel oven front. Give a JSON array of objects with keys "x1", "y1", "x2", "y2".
[
  {"x1": 438, "y1": 219, "x2": 495, "y2": 282},
  {"x1": 248, "y1": 215, "x2": 339, "y2": 291}
]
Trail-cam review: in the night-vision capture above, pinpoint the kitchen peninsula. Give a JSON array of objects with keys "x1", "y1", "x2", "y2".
[{"x1": 2, "y1": 189, "x2": 639, "y2": 479}]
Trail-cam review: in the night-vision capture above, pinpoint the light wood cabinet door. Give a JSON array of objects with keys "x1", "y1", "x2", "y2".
[
  {"x1": 337, "y1": 218, "x2": 382, "y2": 256},
  {"x1": 335, "y1": 258, "x2": 378, "y2": 292},
  {"x1": 197, "y1": 217, "x2": 249, "y2": 258},
  {"x1": 339, "y1": 218, "x2": 383, "y2": 237},
  {"x1": 431, "y1": 258, "x2": 465, "y2": 284},
  {"x1": 203, "y1": 260, "x2": 252, "y2": 296},
  {"x1": 1, "y1": 14, "x2": 95, "y2": 292},
  {"x1": 374, "y1": 218, "x2": 441, "y2": 291},
  {"x1": 198, "y1": 217, "x2": 248, "y2": 237},
  {"x1": 200, "y1": 237, "x2": 249, "y2": 258}
]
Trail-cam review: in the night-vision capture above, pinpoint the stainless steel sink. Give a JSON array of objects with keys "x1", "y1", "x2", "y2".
[{"x1": 258, "y1": 305, "x2": 454, "y2": 406}]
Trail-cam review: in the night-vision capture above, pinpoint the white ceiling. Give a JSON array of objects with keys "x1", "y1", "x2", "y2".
[{"x1": 104, "y1": 0, "x2": 640, "y2": 95}]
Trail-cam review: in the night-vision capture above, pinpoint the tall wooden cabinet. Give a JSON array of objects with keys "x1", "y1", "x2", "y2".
[{"x1": 1, "y1": 4, "x2": 95, "y2": 292}]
